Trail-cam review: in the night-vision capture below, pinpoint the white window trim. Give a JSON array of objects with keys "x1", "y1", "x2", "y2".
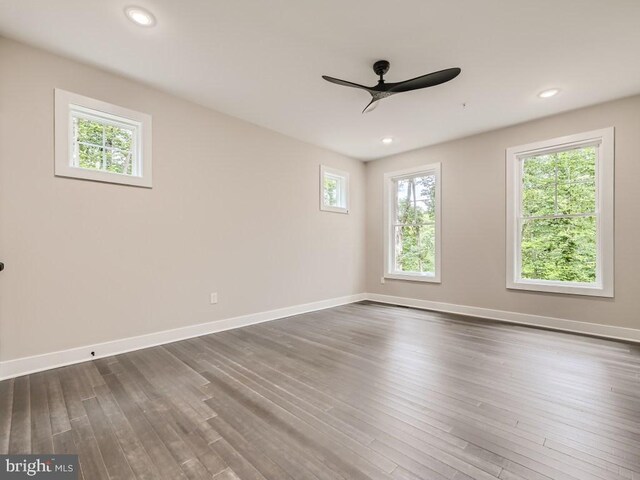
[
  {"x1": 320, "y1": 165, "x2": 349, "y2": 214},
  {"x1": 384, "y1": 163, "x2": 442, "y2": 283},
  {"x1": 506, "y1": 127, "x2": 614, "y2": 297},
  {"x1": 54, "y1": 88, "x2": 152, "y2": 188}
]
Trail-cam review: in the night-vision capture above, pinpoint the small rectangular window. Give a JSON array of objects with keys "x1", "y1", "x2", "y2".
[
  {"x1": 55, "y1": 89, "x2": 152, "y2": 188},
  {"x1": 506, "y1": 128, "x2": 614, "y2": 297},
  {"x1": 384, "y1": 163, "x2": 441, "y2": 282},
  {"x1": 320, "y1": 165, "x2": 349, "y2": 213}
]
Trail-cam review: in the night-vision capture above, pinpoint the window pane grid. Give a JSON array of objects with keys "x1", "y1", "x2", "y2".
[
  {"x1": 518, "y1": 145, "x2": 598, "y2": 284},
  {"x1": 55, "y1": 89, "x2": 152, "y2": 188},
  {"x1": 72, "y1": 113, "x2": 137, "y2": 176},
  {"x1": 390, "y1": 172, "x2": 437, "y2": 275}
]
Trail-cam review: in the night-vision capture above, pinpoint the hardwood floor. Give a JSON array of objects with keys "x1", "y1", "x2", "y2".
[{"x1": 1, "y1": 301, "x2": 639, "y2": 480}]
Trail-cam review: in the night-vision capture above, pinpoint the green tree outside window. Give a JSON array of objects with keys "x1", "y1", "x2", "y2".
[{"x1": 520, "y1": 146, "x2": 597, "y2": 283}]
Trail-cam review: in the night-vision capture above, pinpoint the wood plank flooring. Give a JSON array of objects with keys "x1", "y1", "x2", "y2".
[{"x1": 1, "y1": 301, "x2": 639, "y2": 480}]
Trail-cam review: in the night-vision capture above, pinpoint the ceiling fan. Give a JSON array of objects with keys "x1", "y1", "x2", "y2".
[{"x1": 322, "y1": 60, "x2": 461, "y2": 113}]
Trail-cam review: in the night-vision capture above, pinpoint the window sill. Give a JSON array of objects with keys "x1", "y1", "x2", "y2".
[
  {"x1": 507, "y1": 280, "x2": 613, "y2": 298},
  {"x1": 55, "y1": 165, "x2": 152, "y2": 188},
  {"x1": 385, "y1": 273, "x2": 441, "y2": 283},
  {"x1": 320, "y1": 205, "x2": 349, "y2": 214}
]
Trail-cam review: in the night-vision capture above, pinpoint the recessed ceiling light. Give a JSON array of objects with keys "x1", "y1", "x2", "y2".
[
  {"x1": 538, "y1": 88, "x2": 560, "y2": 99},
  {"x1": 125, "y1": 6, "x2": 156, "y2": 27},
  {"x1": 381, "y1": 137, "x2": 393, "y2": 145}
]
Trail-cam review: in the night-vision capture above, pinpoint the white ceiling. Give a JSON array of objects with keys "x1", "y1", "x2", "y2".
[{"x1": 1, "y1": 0, "x2": 639, "y2": 160}]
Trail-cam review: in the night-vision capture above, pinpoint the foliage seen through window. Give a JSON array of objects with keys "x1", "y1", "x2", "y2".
[
  {"x1": 394, "y1": 174, "x2": 436, "y2": 274},
  {"x1": 72, "y1": 116, "x2": 135, "y2": 175},
  {"x1": 520, "y1": 146, "x2": 597, "y2": 283}
]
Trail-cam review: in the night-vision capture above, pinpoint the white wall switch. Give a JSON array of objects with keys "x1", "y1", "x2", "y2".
[
  {"x1": 210, "y1": 292, "x2": 218, "y2": 304},
  {"x1": 380, "y1": 277, "x2": 385, "y2": 284}
]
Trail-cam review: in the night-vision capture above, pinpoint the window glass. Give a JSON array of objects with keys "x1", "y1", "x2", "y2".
[
  {"x1": 393, "y1": 174, "x2": 437, "y2": 274},
  {"x1": 385, "y1": 164, "x2": 440, "y2": 282},
  {"x1": 72, "y1": 115, "x2": 136, "y2": 175},
  {"x1": 520, "y1": 146, "x2": 597, "y2": 283},
  {"x1": 320, "y1": 166, "x2": 349, "y2": 213}
]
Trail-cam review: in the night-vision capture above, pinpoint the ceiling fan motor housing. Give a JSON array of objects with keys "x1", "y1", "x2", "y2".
[{"x1": 373, "y1": 60, "x2": 390, "y2": 78}]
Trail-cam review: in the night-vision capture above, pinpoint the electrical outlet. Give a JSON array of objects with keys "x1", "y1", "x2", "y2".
[
  {"x1": 380, "y1": 277, "x2": 386, "y2": 284},
  {"x1": 210, "y1": 292, "x2": 218, "y2": 304}
]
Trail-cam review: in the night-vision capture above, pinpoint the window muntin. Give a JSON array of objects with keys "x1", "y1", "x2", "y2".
[
  {"x1": 385, "y1": 164, "x2": 441, "y2": 282},
  {"x1": 520, "y1": 146, "x2": 597, "y2": 284},
  {"x1": 71, "y1": 108, "x2": 139, "y2": 176},
  {"x1": 506, "y1": 128, "x2": 614, "y2": 297},
  {"x1": 54, "y1": 89, "x2": 152, "y2": 188},
  {"x1": 320, "y1": 166, "x2": 349, "y2": 213},
  {"x1": 393, "y1": 174, "x2": 436, "y2": 274}
]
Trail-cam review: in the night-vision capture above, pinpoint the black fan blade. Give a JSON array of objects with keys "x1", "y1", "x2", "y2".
[
  {"x1": 387, "y1": 68, "x2": 461, "y2": 93},
  {"x1": 322, "y1": 75, "x2": 373, "y2": 92},
  {"x1": 362, "y1": 98, "x2": 379, "y2": 114}
]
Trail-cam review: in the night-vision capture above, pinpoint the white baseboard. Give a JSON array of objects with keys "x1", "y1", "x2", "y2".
[
  {"x1": 366, "y1": 293, "x2": 640, "y2": 343},
  {"x1": 3, "y1": 291, "x2": 638, "y2": 380},
  {"x1": 0, "y1": 293, "x2": 367, "y2": 380}
]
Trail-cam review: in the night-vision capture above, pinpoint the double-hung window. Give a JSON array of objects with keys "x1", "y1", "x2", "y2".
[
  {"x1": 55, "y1": 89, "x2": 152, "y2": 188},
  {"x1": 506, "y1": 128, "x2": 614, "y2": 297},
  {"x1": 384, "y1": 163, "x2": 441, "y2": 282}
]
